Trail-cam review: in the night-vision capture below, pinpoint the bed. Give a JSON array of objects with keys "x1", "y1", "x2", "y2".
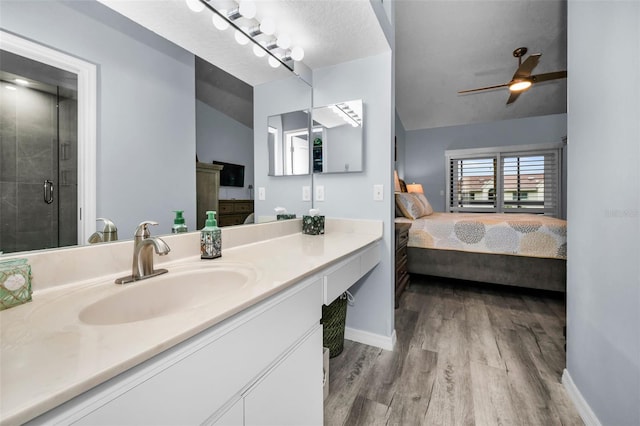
[{"x1": 395, "y1": 192, "x2": 567, "y2": 292}]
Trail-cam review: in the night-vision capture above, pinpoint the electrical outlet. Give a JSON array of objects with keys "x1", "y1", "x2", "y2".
[
  {"x1": 302, "y1": 186, "x2": 311, "y2": 201},
  {"x1": 373, "y1": 184, "x2": 384, "y2": 201},
  {"x1": 258, "y1": 187, "x2": 266, "y2": 200},
  {"x1": 315, "y1": 185, "x2": 325, "y2": 202}
]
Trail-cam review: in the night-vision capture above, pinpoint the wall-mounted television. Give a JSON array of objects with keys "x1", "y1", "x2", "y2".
[{"x1": 212, "y1": 161, "x2": 245, "y2": 187}]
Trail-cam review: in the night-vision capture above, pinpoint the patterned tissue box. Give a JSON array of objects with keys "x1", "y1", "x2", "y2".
[
  {"x1": 277, "y1": 214, "x2": 297, "y2": 221},
  {"x1": 302, "y1": 215, "x2": 325, "y2": 235},
  {"x1": 0, "y1": 258, "x2": 33, "y2": 311}
]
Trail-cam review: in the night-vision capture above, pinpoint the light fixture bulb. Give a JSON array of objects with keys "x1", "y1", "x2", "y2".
[
  {"x1": 238, "y1": 1, "x2": 256, "y2": 19},
  {"x1": 290, "y1": 46, "x2": 304, "y2": 61},
  {"x1": 509, "y1": 79, "x2": 532, "y2": 92},
  {"x1": 212, "y1": 11, "x2": 229, "y2": 30},
  {"x1": 234, "y1": 29, "x2": 250, "y2": 46},
  {"x1": 14, "y1": 78, "x2": 29, "y2": 86},
  {"x1": 5, "y1": 85, "x2": 17, "y2": 91},
  {"x1": 253, "y1": 43, "x2": 266, "y2": 58},
  {"x1": 260, "y1": 17, "x2": 276, "y2": 35},
  {"x1": 276, "y1": 34, "x2": 291, "y2": 49},
  {"x1": 185, "y1": 0, "x2": 204, "y2": 13},
  {"x1": 268, "y1": 56, "x2": 281, "y2": 68}
]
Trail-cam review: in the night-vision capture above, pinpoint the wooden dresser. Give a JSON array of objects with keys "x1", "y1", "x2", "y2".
[
  {"x1": 395, "y1": 222, "x2": 411, "y2": 308},
  {"x1": 218, "y1": 200, "x2": 254, "y2": 226}
]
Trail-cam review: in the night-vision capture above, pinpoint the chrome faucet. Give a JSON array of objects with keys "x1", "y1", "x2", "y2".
[
  {"x1": 115, "y1": 221, "x2": 170, "y2": 284},
  {"x1": 88, "y1": 218, "x2": 118, "y2": 244}
]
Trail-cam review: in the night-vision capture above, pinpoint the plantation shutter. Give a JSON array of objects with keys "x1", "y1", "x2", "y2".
[
  {"x1": 448, "y1": 156, "x2": 498, "y2": 212},
  {"x1": 447, "y1": 145, "x2": 562, "y2": 217}
]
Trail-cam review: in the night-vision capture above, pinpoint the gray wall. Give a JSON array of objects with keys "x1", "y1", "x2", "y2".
[
  {"x1": 1, "y1": 0, "x2": 196, "y2": 236},
  {"x1": 254, "y1": 76, "x2": 313, "y2": 220},
  {"x1": 567, "y1": 1, "x2": 640, "y2": 425},
  {"x1": 196, "y1": 99, "x2": 254, "y2": 200},
  {"x1": 403, "y1": 113, "x2": 567, "y2": 217},
  {"x1": 313, "y1": 52, "x2": 395, "y2": 339}
]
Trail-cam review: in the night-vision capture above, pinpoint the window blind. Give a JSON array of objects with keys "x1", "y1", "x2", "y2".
[{"x1": 446, "y1": 146, "x2": 561, "y2": 217}]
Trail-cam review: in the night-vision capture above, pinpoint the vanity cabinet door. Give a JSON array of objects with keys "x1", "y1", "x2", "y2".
[{"x1": 244, "y1": 325, "x2": 323, "y2": 426}]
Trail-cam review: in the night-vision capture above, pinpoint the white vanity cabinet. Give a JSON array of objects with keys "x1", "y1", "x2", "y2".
[{"x1": 28, "y1": 277, "x2": 323, "y2": 426}]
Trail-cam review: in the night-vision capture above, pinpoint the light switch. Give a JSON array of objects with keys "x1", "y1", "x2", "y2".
[
  {"x1": 373, "y1": 184, "x2": 384, "y2": 201},
  {"x1": 258, "y1": 187, "x2": 266, "y2": 200},
  {"x1": 302, "y1": 186, "x2": 311, "y2": 201},
  {"x1": 315, "y1": 185, "x2": 325, "y2": 201}
]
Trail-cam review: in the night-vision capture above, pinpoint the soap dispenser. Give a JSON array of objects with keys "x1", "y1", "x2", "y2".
[
  {"x1": 200, "y1": 211, "x2": 221, "y2": 259},
  {"x1": 172, "y1": 210, "x2": 188, "y2": 233}
]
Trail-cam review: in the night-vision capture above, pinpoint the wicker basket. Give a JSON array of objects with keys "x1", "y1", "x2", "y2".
[{"x1": 321, "y1": 294, "x2": 348, "y2": 358}]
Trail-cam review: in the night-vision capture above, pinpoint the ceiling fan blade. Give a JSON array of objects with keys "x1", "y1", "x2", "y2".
[
  {"x1": 458, "y1": 83, "x2": 509, "y2": 94},
  {"x1": 506, "y1": 91, "x2": 521, "y2": 105},
  {"x1": 513, "y1": 53, "x2": 541, "y2": 79},
  {"x1": 532, "y1": 70, "x2": 568, "y2": 83}
]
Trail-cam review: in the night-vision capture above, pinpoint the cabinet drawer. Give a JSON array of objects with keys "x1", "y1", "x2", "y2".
[
  {"x1": 234, "y1": 202, "x2": 254, "y2": 213},
  {"x1": 324, "y1": 256, "x2": 361, "y2": 305},
  {"x1": 323, "y1": 242, "x2": 381, "y2": 305},
  {"x1": 396, "y1": 230, "x2": 409, "y2": 247},
  {"x1": 65, "y1": 278, "x2": 323, "y2": 426},
  {"x1": 219, "y1": 203, "x2": 234, "y2": 214}
]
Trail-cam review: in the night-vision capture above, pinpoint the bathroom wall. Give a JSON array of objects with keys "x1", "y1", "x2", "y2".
[
  {"x1": 312, "y1": 51, "x2": 395, "y2": 345},
  {"x1": 394, "y1": 110, "x2": 407, "y2": 178}
]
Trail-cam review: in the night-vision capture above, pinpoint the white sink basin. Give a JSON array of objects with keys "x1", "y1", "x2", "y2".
[{"x1": 79, "y1": 263, "x2": 256, "y2": 325}]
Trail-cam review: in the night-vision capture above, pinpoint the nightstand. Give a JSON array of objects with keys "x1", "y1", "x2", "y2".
[{"x1": 395, "y1": 222, "x2": 411, "y2": 308}]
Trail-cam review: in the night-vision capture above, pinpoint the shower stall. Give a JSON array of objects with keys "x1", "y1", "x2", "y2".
[{"x1": 0, "y1": 50, "x2": 78, "y2": 254}]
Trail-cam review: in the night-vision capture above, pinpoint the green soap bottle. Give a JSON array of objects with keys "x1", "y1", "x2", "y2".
[
  {"x1": 200, "y1": 211, "x2": 221, "y2": 259},
  {"x1": 172, "y1": 210, "x2": 188, "y2": 233}
]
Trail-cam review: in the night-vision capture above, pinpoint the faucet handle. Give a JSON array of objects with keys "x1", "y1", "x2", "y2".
[{"x1": 134, "y1": 221, "x2": 158, "y2": 238}]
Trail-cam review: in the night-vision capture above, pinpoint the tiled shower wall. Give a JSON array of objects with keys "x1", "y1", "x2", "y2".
[{"x1": 0, "y1": 86, "x2": 77, "y2": 253}]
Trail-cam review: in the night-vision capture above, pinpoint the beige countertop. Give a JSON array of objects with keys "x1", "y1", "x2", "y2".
[{"x1": 0, "y1": 220, "x2": 382, "y2": 425}]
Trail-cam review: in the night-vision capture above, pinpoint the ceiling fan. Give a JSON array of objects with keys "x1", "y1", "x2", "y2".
[{"x1": 458, "y1": 47, "x2": 567, "y2": 104}]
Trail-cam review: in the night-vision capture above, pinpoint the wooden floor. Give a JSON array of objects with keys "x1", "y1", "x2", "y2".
[{"x1": 324, "y1": 275, "x2": 583, "y2": 426}]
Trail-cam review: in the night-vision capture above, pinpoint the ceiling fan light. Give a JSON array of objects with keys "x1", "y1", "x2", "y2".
[{"x1": 509, "y1": 80, "x2": 532, "y2": 92}]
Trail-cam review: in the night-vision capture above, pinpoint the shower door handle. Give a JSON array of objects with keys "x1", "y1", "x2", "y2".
[{"x1": 43, "y1": 180, "x2": 54, "y2": 204}]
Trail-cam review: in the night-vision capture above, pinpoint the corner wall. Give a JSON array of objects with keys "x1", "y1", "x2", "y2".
[
  {"x1": 566, "y1": 1, "x2": 640, "y2": 425},
  {"x1": 313, "y1": 51, "x2": 395, "y2": 343}
]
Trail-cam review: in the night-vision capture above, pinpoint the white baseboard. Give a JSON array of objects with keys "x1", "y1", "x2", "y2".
[
  {"x1": 562, "y1": 369, "x2": 601, "y2": 426},
  {"x1": 344, "y1": 327, "x2": 396, "y2": 351}
]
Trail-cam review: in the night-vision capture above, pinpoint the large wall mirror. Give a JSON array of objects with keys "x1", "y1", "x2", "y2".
[{"x1": 0, "y1": 0, "x2": 312, "y2": 255}]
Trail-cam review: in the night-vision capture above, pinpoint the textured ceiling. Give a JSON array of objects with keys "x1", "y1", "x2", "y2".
[
  {"x1": 395, "y1": 0, "x2": 567, "y2": 130},
  {"x1": 97, "y1": 0, "x2": 390, "y2": 87}
]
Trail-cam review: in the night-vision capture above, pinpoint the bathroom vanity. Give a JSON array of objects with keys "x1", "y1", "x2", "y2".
[{"x1": 0, "y1": 219, "x2": 382, "y2": 425}]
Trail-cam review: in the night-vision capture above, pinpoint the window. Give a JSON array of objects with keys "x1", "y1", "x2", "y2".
[{"x1": 446, "y1": 144, "x2": 562, "y2": 217}]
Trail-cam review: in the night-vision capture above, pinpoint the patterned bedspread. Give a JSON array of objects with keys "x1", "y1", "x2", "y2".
[{"x1": 396, "y1": 213, "x2": 567, "y2": 259}]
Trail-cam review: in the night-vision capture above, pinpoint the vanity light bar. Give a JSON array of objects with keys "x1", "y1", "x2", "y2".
[
  {"x1": 332, "y1": 103, "x2": 362, "y2": 127},
  {"x1": 192, "y1": 0, "x2": 304, "y2": 72}
]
